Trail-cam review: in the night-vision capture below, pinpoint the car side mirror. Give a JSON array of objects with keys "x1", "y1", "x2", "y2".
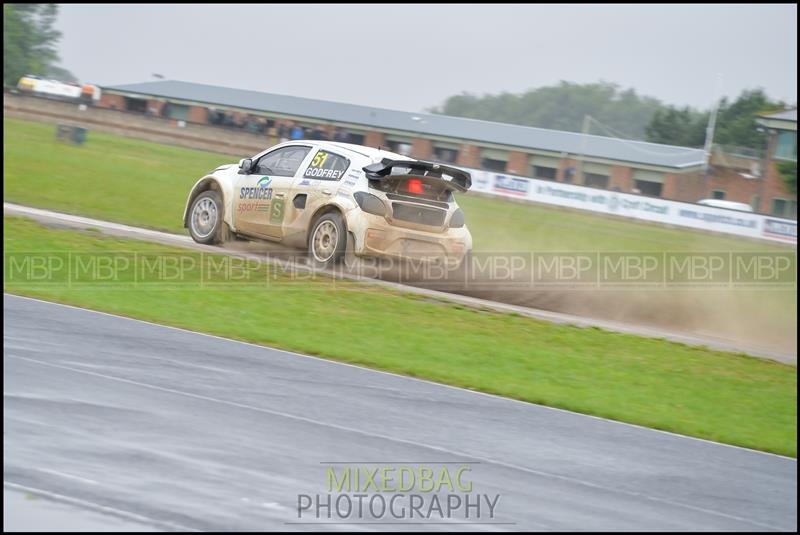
[{"x1": 239, "y1": 158, "x2": 254, "y2": 174}]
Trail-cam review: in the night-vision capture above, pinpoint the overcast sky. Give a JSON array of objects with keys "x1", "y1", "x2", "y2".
[{"x1": 55, "y1": 3, "x2": 797, "y2": 113}]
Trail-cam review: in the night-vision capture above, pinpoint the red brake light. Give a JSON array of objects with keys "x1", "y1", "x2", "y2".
[{"x1": 407, "y1": 178, "x2": 424, "y2": 195}]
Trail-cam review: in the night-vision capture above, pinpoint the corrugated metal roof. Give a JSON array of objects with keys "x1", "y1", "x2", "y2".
[
  {"x1": 759, "y1": 109, "x2": 797, "y2": 122},
  {"x1": 105, "y1": 80, "x2": 706, "y2": 169}
]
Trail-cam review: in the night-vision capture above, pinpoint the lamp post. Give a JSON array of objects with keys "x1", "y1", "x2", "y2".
[
  {"x1": 702, "y1": 73, "x2": 723, "y2": 200},
  {"x1": 577, "y1": 114, "x2": 591, "y2": 185}
]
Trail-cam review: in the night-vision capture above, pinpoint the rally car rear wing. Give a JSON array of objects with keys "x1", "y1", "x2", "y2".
[{"x1": 362, "y1": 159, "x2": 472, "y2": 192}]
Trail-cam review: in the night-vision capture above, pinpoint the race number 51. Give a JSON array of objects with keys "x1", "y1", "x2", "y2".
[{"x1": 311, "y1": 151, "x2": 329, "y2": 168}]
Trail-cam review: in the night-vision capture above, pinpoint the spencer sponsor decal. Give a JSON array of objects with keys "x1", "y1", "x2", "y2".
[
  {"x1": 240, "y1": 187, "x2": 274, "y2": 200},
  {"x1": 240, "y1": 176, "x2": 274, "y2": 200},
  {"x1": 238, "y1": 201, "x2": 270, "y2": 213}
]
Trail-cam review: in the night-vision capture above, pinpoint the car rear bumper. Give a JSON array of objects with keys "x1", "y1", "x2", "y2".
[{"x1": 346, "y1": 211, "x2": 471, "y2": 264}]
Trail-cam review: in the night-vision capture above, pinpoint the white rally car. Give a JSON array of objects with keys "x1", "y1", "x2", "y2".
[{"x1": 183, "y1": 141, "x2": 472, "y2": 267}]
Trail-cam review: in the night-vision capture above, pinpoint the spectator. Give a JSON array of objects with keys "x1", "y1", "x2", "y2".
[
  {"x1": 333, "y1": 127, "x2": 349, "y2": 143},
  {"x1": 310, "y1": 125, "x2": 328, "y2": 140},
  {"x1": 563, "y1": 166, "x2": 576, "y2": 183},
  {"x1": 290, "y1": 124, "x2": 304, "y2": 140},
  {"x1": 278, "y1": 123, "x2": 289, "y2": 143}
]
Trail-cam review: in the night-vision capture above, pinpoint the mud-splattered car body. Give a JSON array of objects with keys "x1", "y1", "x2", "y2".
[{"x1": 183, "y1": 141, "x2": 472, "y2": 265}]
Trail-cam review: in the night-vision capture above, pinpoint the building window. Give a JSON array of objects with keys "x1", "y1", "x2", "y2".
[
  {"x1": 532, "y1": 165, "x2": 557, "y2": 181},
  {"x1": 386, "y1": 140, "x2": 411, "y2": 155},
  {"x1": 774, "y1": 131, "x2": 797, "y2": 161},
  {"x1": 583, "y1": 172, "x2": 609, "y2": 189},
  {"x1": 772, "y1": 198, "x2": 789, "y2": 217},
  {"x1": 481, "y1": 158, "x2": 507, "y2": 172},
  {"x1": 712, "y1": 190, "x2": 726, "y2": 200},
  {"x1": 751, "y1": 195, "x2": 760, "y2": 212},
  {"x1": 433, "y1": 146, "x2": 459, "y2": 164},
  {"x1": 123, "y1": 97, "x2": 147, "y2": 113},
  {"x1": 777, "y1": 200, "x2": 799, "y2": 219},
  {"x1": 347, "y1": 132, "x2": 365, "y2": 144},
  {"x1": 480, "y1": 149, "x2": 508, "y2": 172},
  {"x1": 163, "y1": 103, "x2": 189, "y2": 121},
  {"x1": 634, "y1": 179, "x2": 662, "y2": 197},
  {"x1": 332, "y1": 130, "x2": 365, "y2": 144},
  {"x1": 632, "y1": 169, "x2": 664, "y2": 197},
  {"x1": 385, "y1": 139, "x2": 412, "y2": 156}
]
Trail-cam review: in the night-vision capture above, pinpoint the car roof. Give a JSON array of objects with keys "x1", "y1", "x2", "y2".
[
  {"x1": 309, "y1": 141, "x2": 414, "y2": 162},
  {"x1": 264, "y1": 139, "x2": 419, "y2": 164}
]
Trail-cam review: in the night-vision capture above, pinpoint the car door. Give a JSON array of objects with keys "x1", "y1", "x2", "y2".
[
  {"x1": 282, "y1": 148, "x2": 352, "y2": 243},
  {"x1": 234, "y1": 145, "x2": 312, "y2": 239}
]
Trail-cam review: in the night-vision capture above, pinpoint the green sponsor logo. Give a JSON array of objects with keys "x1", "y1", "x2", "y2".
[{"x1": 270, "y1": 198, "x2": 285, "y2": 224}]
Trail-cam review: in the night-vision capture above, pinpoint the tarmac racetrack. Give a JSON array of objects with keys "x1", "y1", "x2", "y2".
[{"x1": 3, "y1": 294, "x2": 797, "y2": 531}]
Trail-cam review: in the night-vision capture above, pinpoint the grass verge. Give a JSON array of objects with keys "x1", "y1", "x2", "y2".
[{"x1": 4, "y1": 215, "x2": 796, "y2": 457}]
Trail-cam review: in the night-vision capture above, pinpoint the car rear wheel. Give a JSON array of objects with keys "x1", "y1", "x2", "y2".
[
  {"x1": 309, "y1": 212, "x2": 346, "y2": 269},
  {"x1": 188, "y1": 190, "x2": 228, "y2": 245}
]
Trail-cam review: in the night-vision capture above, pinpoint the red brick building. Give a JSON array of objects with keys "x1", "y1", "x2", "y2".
[
  {"x1": 98, "y1": 81, "x2": 797, "y2": 219},
  {"x1": 755, "y1": 109, "x2": 797, "y2": 218}
]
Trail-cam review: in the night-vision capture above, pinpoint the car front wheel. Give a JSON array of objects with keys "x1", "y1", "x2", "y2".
[{"x1": 188, "y1": 190, "x2": 228, "y2": 245}]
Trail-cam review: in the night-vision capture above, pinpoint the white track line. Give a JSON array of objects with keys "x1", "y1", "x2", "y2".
[
  {"x1": 4, "y1": 201, "x2": 795, "y2": 363},
  {"x1": 3, "y1": 481, "x2": 196, "y2": 531},
  {"x1": 33, "y1": 468, "x2": 99, "y2": 486},
  {"x1": 6, "y1": 293, "x2": 796, "y2": 463}
]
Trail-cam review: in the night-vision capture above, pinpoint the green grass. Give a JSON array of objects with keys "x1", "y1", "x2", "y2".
[
  {"x1": 3, "y1": 117, "x2": 225, "y2": 231},
  {"x1": 4, "y1": 215, "x2": 797, "y2": 457}
]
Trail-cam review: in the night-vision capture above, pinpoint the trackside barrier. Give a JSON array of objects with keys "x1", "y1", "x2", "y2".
[{"x1": 464, "y1": 168, "x2": 797, "y2": 245}]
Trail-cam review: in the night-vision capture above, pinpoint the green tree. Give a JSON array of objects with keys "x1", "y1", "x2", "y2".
[
  {"x1": 644, "y1": 89, "x2": 788, "y2": 150},
  {"x1": 645, "y1": 106, "x2": 707, "y2": 147},
  {"x1": 429, "y1": 81, "x2": 664, "y2": 140},
  {"x1": 777, "y1": 161, "x2": 797, "y2": 196},
  {"x1": 430, "y1": 82, "x2": 791, "y2": 151},
  {"x1": 3, "y1": 3, "x2": 75, "y2": 86},
  {"x1": 713, "y1": 89, "x2": 786, "y2": 150}
]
